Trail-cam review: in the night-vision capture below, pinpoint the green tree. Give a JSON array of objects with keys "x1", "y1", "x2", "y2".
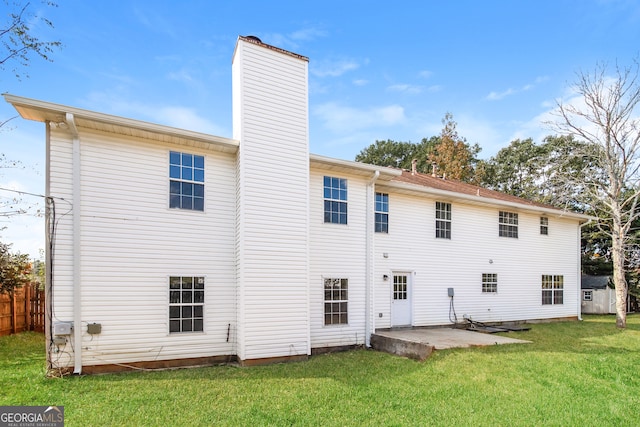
[
  {"x1": 429, "y1": 113, "x2": 482, "y2": 182},
  {"x1": 355, "y1": 137, "x2": 439, "y2": 173},
  {"x1": 549, "y1": 60, "x2": 640, "y2": 328},
  {"x1": 481, "y1": 138, "x2": 545, "y2": 200},
  {"x1": 0, "y1": 242, "x2": 32, "y2": 294},
  {"x1": 481, "y1": 135, "x2": 595, "y2": 208}
]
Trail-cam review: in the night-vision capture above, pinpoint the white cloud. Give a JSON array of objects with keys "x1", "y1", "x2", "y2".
[
  {"x1": 83, "y1": 91, "x2": 228, "y2": 135},
  {"x1": 387, "y1": 84, "x2": 424, "y2": 95},
  {"x1": 314, "y1": 102, "x2": 406, "y2": 133},
  {"x1": 419, "y1": 70, "x2": 433, "y2": 79},
  {"x1": 261, "y1": 27, "x2": 328, "y2": 50},
  {"x1": 353, "y1": 79, "x2": 369, "y2": 86},
  {"x1": 290, "y1": 28, "x2": 329, "y2": 41},
  {"x1": 486, "y1": 75, "x2": 550, "y2": 101},
  {"x1": 311, "y1": 59, "x2": 360, "y2": 77}
]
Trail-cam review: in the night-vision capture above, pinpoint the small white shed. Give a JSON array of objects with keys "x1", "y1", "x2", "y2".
[{"x1": 581, "y1": 275, "x2": 615, "y2": 314}]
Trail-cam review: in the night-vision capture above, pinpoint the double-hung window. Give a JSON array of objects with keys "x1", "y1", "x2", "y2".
[
  {"x1": 499, "y1": 211, "x2": 518, "y2": 238},
  {"x1": 542, "y1": 275, "x2": 563, "y2": 305},
  {"x1": 169, "y1": 276, "x2": 205, "y2": 333},
  {"x1": 324, "y1": 176, "x2": 347, "y2": 224},
  {"x1": 436, "y1": 202, "x2": 451, "y2": 239},
  {"x1": 375, "y1": 192, "x2": 389, "y2": 233},
  {"x1": 482, "y1": 273, "x2": 497, "y2": 293},
  {"x1": 170, "y1": 151, "x2": 205, "y2": 211},
  {"x1": 540, "y1": 217, "x2": 549, "y2": 235},
  {"x1": 324, "y1": 278, "x2": 348, "y2": 325}
]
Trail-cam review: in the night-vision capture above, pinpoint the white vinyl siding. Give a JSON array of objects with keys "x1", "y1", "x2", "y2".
[
  {"x1": 233, "y1": 38, "x2": 310, "y2": 361},
  {"x1": 310, "y1": 169, "x2": 367, "y2": 349},
  {"x1": 48, "y1": 129, "x2": 237, "y2": 368},
  {"x1": 375, "y1": 190, "x2": 580, "y2": 328}
]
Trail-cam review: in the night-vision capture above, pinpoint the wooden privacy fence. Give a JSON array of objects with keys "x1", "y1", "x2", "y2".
[{"x1": 0, "y1": 284, "x2": 45, "y2": 336}]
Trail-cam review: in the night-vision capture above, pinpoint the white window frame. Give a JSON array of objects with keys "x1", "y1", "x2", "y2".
[
  {"x1": 542, "y1": 274, "x2": 564, "y2": 305},
  {"x1": 375, "y1": 192, "x2": 389, "y2": 233},
  {"x1": 323, "y1": 277, "x2": 348, "y2": 326},
  {"x1": 169, "y1": 151, "x2": 205, "y2": 211},
  {"x1": 499, "y1": 211, "x2": 518, "y2": 238},
  {"x1": 540, "y1": 217, "x2": 549, "y2": 235},
  {"x1": 323, "y1": 176, "x2": 348, "y2": 224},
  {"x1": 583, "y1": 290, "x2": 593, "y2": 301},
  {"x1": 436, "y1": 201, "x2": 452, "y2": 239},
  {"x1": 169, "y1": 276, "x2": 205, "y2": 333},
  {"x1": 482, "y1": 273, "x2": 498, "y2": 293}
]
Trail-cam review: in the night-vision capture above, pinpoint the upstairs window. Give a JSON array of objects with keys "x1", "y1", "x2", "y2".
[
  {"x1": 482, "y1": 273, "x2": 498, "y2": 293},
  {"x1": 540, "y1": 217, "x2": 549, "y2": 235},
  {"x1": 170, "y1": 151, "x2": 205, "y2": 211},
  {"x1": 435, "y1": 202, "x2": 451, "y2": 239},
  {"x1": 375, "y1": 192, "x2": 389, "y2": 233},
  {"x1": 542, "y1": 275, "x2": 564, "y2": 305},
  {"x1": 499, "y1": 211, "x2": 518, "y2": 238},
  {"x1": 324, "y1": 176, "x2": 347, "y2": 224}
]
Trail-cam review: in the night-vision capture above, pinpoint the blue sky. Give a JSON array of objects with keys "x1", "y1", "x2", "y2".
[{"x1": 1, "y1": 0, "x2": 640, "y2": 257}]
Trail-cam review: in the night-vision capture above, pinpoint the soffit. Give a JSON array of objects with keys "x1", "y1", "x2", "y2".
[{"x1": 4, "y1": 94, "x2": 239, "y2": 154}]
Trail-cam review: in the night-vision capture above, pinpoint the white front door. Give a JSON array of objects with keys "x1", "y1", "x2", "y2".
[{"x1": 391, "y1": 273, "x2": 411, "y2": 326}]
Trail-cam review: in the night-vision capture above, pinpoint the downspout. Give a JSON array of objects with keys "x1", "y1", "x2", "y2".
[
  {"x1": 365, "y1": 170, "x2": 380, "y2": 347},
  {"x1": 66, "y1": 113, "x2": 82, "y2": 374},
  {"x1": 578, "y1": 219, "x2": 593, "y2": 321}
]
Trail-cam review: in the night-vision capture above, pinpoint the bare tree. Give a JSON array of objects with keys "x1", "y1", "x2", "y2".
[
  {"x1": 550, "y1": 60, "x2": 640, "y2": 328},
  {"x1": 1, "y1": 0, "x2": 61, "y2": 80}
]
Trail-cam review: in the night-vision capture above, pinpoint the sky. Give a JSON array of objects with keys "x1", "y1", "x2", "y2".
[{"x1": 1, "y1": 0, "x2": 640, "y2": 258}]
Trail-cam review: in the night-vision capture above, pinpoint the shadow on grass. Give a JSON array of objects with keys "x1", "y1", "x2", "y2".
[{"x1": 2, "y1": 315, "x2": 638, "y2": 387}]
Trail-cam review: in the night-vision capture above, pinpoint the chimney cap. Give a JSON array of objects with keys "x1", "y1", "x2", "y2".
[{"x1": 244, "y1": 35, "x2": 263, "y2": 43}]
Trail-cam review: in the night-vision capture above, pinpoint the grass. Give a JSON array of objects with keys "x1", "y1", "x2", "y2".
[{"x1": 1, "y1": 315, "x2": 639, "y2": 426}]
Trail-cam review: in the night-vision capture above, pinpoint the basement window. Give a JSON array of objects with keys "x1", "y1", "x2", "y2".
[{"x1": 169, "y1": 276, "x2": 204, "y2": 333}]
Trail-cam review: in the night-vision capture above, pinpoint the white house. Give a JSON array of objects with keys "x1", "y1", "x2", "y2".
[{"x1": 4, "y1": 36, "x2": 590, "y2": 374}]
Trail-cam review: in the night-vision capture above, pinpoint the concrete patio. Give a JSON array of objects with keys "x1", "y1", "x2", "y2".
[{"x1": 371, "y1": 327, "x2": 531, "y2": 361}]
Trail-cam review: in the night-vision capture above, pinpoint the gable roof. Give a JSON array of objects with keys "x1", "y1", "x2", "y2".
[
  {"x1": 2, "y1": 93, "x2": 594, "y2": 223},
  {"x1": 384, "y1": 169, "x2": 591, "y2": 221},
  {"x1": 581, "y1": 274, "x2": 611, "y2": 289}
]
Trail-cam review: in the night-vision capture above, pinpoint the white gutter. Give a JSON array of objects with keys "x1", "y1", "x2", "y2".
[
  {"x1": 384, "y1": 181, "x2": 592, "y2": 221},
  {"x1": 577, "y1": 218, "x2": 594, "y2": 321},
  {"x1": 365, "y1": 170, "x2": 380, "y2": 347},
  {"x1": 67, "y1": 113, "x2": 82, "y2": 374}
]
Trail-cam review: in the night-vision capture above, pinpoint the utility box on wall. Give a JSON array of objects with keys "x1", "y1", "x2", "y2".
[
  {"x1": 53, "y1": 322, "x2": 72, "y2": 335},
  {"x1": 87, "y1": 323, "x2": 102, "y2": 334}
]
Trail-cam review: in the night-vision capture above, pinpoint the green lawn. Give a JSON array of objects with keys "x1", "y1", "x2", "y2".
[{"x1": 1, "y1": 315, "x2": 639, "y2": 426}]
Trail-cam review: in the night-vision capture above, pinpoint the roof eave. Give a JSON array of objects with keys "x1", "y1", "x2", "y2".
[
  {"x1": 382, "y1": 180, "x2": 592, "y2": 222},
  {"x1": 309, "y1": 153, "x2": 402, "y2": 180},
  {"x1": 3, "y1": 94, "x2": 239, "y2": 154}
]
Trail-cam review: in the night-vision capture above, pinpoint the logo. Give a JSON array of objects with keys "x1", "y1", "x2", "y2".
[{"x1": 0, "y1": 406, "x2": 64, "y2": 427}]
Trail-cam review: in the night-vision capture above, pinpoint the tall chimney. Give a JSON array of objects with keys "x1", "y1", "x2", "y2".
[{"x1": 411, "y1": 159, "x2": 417, "y2": 175}]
